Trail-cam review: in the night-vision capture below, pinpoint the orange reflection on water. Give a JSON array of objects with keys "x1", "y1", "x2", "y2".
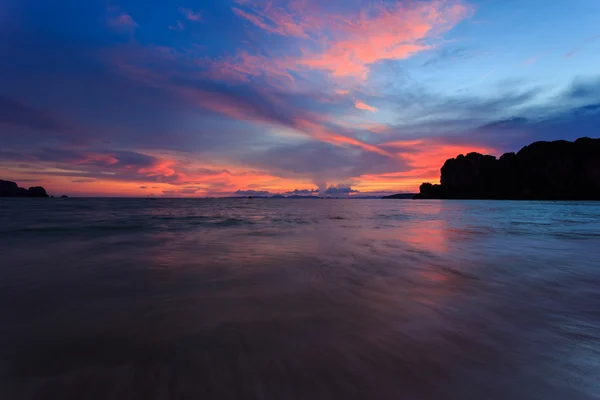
[{"x1": 401, "y1": 219, "x2": 449, "y2": 254}]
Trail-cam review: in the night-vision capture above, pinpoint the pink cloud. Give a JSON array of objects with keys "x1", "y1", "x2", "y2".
[
  {"x1": 108, "y1": 12, "x2": 138, "y2": 31},
  {"x1": 179, "y1": 7, "x2": 203, "y2": 22},
  {"x1": 176, "y1": 85, "x2": 392, "y2": 157},
  {"x1": 354, "y1": 101, "x2": 378, "y2": 112},
  {"x1": 138, "y1": 159, "x2": 178, "y2": 178},
  {"x1": 565, "y1": 35, "x2": 600, "y2": 58},
  {"x1": 230, "y1": 0, "x2": 471, "y2": 80},
  {"x1": 232, "y1": 1, "x2": 317, "y2": 38},
  {"x1": 292, "y1": 118, "x2": 392, "y2": 157}
]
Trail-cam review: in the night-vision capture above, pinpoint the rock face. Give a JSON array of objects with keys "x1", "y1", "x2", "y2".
[
  {"x1": 415, "y1": 137, "x2": 600, "y2": 200},
  {"x1": 0, "y1": 180, "x2": 49, "y2": 197}
]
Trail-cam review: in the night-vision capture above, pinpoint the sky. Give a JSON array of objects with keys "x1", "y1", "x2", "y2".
[{"x1": 1, "y1": 0, "x2": 599, "y2": 197}]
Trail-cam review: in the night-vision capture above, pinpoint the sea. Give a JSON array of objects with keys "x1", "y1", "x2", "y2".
[{"x1": 1, "y1": 198, "x2": 600, "y2": 399}]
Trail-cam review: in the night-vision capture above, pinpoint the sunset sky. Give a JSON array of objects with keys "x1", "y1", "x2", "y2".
[{"x1": 1, "y1": 0, "x2": 599, "y2": 197}]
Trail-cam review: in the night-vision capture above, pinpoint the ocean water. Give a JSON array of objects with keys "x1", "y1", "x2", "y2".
[{"x1": 1, "y1": 198, "x2": 600, "y2": 399}]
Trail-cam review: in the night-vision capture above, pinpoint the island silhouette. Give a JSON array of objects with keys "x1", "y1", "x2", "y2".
[
  {"x1": 409, "y1": 137, "x2": 600, "y2": 200},
  {"x1": 0, "y1": 180, "x2": 49, "y2": 197}
]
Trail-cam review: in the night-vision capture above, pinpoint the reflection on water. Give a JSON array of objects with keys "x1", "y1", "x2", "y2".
[{"x1": 1, "y1": 199, "x2": 600, "y2": 399}]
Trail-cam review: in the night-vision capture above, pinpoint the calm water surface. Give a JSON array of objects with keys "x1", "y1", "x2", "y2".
[{"x1": 1, "y1": 198, "x2": 600, "y2": 399}]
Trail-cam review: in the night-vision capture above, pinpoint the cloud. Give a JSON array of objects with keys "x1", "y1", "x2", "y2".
[
  {"x1": 422, "y1": 47, "x2": 487, "y2": 67},
  {"x1": 179, "y1": 7, "x2": 203, "y2": 22},
  {"x1": 382, "y1": 138, "x2": 495, "y2": 175},
  {"x1": 139, "y1": 186, "x2": 147, "y2": 189},
  {"x1": 231, "y1": 0, "x2": 472, "y2": 80},
  {"x1": 522, "y1": 53, "x2": 543, "y2": 66},
  {"x1": 169, "y1": 20, "x2": 184, "y2": 31},
  {"x1": 563, "y1": 76, "x2": 600, "y2": 99},
  {"x1": 302, "y1": 1, "x2": 470, "y2": 79},
  {"x1": 165, "y1": 78, "x2": 392, "y2": 157},
  {"x1": 3, "y1": 148, "x2": 191, "y2": 184},
  {"x1": 72, "y1": 179, "x2": 96, "y2": 183},
  {"x1": 323, "y1": 184, "x2": 359, "y2": 196},
  {"x1": 469, "y1": 102, "x2": 600, "y2": 151},
  {"x1": 0, "y1": 95, "x2": 70, "y2": 132},
  {"x1": 162, "y1": 188, "x2": 197, "y2": 196},
  {"x1": 481, "y1": 67, "x2": 496, "y2": 80},
  {"x1": 7, "y1": 2, "x2": 598, "y2": 198},
  {"x1": 234, "y1": 189, "x2": 271, "y2": 196},
  {"x1": 479, "y1": 117, "x2": 529, "y2": 131},
  {"x1": 232, "y1": 2, "x2": 316, "y2": 38},
  {"x1": 354, "y1": 101, "x2": 378, "y2": 112},
  {"x1": 237, "y1": 134, "x2": 408, "y2": 189},
  {"x1": 285, "y1": 188, "x2": 319, "y2": 195},
  {"x1": 564, "y1": 35, "x2": 600, "y2": 58},
  {"x1": 107, "y1": 12, "x2": 138, "y2": 32}
]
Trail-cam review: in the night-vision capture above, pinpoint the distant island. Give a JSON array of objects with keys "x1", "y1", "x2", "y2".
[
  {"x1": 0, "y1": 180, "x2": 49, "y2": 198},
  {"x1": 382, "y1": 193, "x2": 417, "y2": 199},
  {"x1": 411, "y1": 137, "x2": 600, "y2": 200}
]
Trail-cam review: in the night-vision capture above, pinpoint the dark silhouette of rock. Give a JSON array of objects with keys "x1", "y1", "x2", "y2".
[
  {"x1": 415, "y1": 137, "x2": 600, "y2": 200},
  {"x1": 0, "y1": 180, "x2": 20, "y2": 197},
  {"x1": 0, "y1": 180, "x2": 49, "y2": 197},
  {"x1": 27, "y1": 186, "x2": 49, "y2": 197},
  {"x1": 60, "y1": 195, "x2": 68, "y2": 198},
  {"x1": 382, "y1": 193, "x2": 417, "y2": 199}
]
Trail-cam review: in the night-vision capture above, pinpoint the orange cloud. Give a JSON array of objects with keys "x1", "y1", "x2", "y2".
[
  {"x1": 387, "y1": 138, "x2": 493, "y2": 167},
  {"x1": 138, "y1": 159, "x2": 178, "y2": 178},
  {"x1": 351, "y1": 138, "x2": 496, "y2": 192},
  {"x1": 354, "y1": 101, "x2": 378, "y2": 112}
]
